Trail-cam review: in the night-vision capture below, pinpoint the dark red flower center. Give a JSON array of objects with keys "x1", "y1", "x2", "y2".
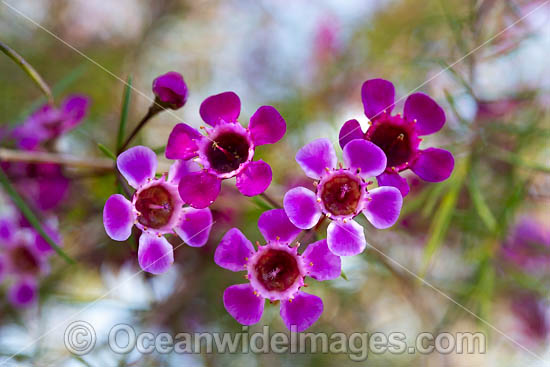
[
  {"x1": 206, "y1": 131, "x2": 250, "y2": 174},
  {"x1": 368, "y1": 123, "x2": 413, "y2": 168},
  {"x1": 11, "y1": 246, "x2": 40, "y2": 275},
  {"x1": 135, "y1": 185, "x2": 175, "y2": 229},
  {"x1": 320, "y1": 173, "x2": 362, "y2": 216},
  {"x1": 254, "y1": 249, "x2": 300, "y2": 292}
]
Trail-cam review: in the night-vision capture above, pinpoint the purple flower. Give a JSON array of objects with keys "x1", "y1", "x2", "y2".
[
  {"x1": 0, "y1": 217, "x2": 52, "y2": 307},
  {"x1": 511, "y1": 292, "x2": 549, "y2": 343},
  {"x1": 339, "y1": 79, "x2": 454, "y2": 196},
  {"x1": 152, "y1": 72, "x2": 189, "y2": 110},
  {"x1": 501, "y1": 217, "x2": 550, "y2": 273},
  {"x1": 165, "y1": 91, "x2": 286, "y2": 208},
  {"x1": 8, "y1": 277, "x2": 38, "y2": 307},
  {"x1": 284, "y1": 138, "x2": 403, "y2": 257},
  {"x1": 1, "y1": 161, "x2": 70, "y2": 211},
  {"x1": 12, "y1": 95, "x2": 89, "y2": 150},
  {"x1": 103, "y1": 146, "x2": 213, "y2": 274},
  {"x1": 214, "y1": 209, "x2": 341, "y2": 331}
]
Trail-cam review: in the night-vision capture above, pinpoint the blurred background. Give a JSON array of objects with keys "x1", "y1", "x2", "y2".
[{"x1": 0, "y1": 0, "x2": 549, "y2": 366}]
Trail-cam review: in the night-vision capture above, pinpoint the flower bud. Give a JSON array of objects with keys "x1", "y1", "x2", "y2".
[{"x1": 152, "y1": 71, "x2": 189, "y2": 110}]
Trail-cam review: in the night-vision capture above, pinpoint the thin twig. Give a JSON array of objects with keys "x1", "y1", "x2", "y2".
[
  {"x1": 118, "y1": 104, "x2": 162, "y2": 154},
  {"x1": 0, "y1": 148, "x2": 170, "y2": 172},
  {"x1": 0, "y1": 40, "x2": 53, "y2": 104}
]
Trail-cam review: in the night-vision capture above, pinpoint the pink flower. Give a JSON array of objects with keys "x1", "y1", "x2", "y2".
[
  {"x1": 214, "y1": 209, "x2": 341, "y2": 331},
  {"x1": 165, "y1": 91, "x2": 286, "y2": 208},
  {"x1": 103, "y1": 146, "x2": 213, "y2": 274},
  {"x1": 339, "y1": 79, "x2": 454, "y2": 196}
]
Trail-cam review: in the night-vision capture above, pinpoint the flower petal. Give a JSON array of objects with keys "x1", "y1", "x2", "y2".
[
  {"x1": 377, "y1": 172, "x2": 410, "y2": 197},
  {"x1": 258, "y1": 209, "x2": 301, "y2": 244},
  {"x1": 36, "y1": 165, "x2": 70, "y2": 210},
  {"x1": 199, "y1": 91, "x2": 241, "y2": 126},
  {"x1": 302, "y1": 239, "x2": 341, "y2": 281},
  {"x1": 411, "y1": 148, "x2": 454, "y2": 182},
  {"x1": 165, "y1": 123, "x2": 202, "y2": 160},
  {"x1": 178, "y1": 171, "x2": 221, "y2": 208},
  {"x1": 174, "y1": 207, "x2": 213, "y2": 247},
  {"x1": 343, "y1": 139, "x2": 387, "y2": 178},
  {"x1": 117, "y1": 146, "x2": 157, "y2": 189},
  {"x1": 363, "y1": 186, "x2": 403, "y2": 229},
  {"x1": 249, "y1": 106, "x2": 286, "y2": 146},
  {"x1": 223, "y1": 284, "x2": 264, "y2": 325},
  {"x1": 280, "y1": 292, "x2": 323, "y2": 332},
  {"x1": 338, "y1": 119, "x2": 364, "y2": 149},
  {"x1": 295, "y1": 138, "x2": 337, "y2": 179},
  {"x1": 61, "y1": 94, "x2": 89, "y2": 130},
  {"x1": 235, "y1": 160, "x2": 272, "y2": 196},
  {"x1": 103, "y1": 194, "x2": 134, "y2": 241},
  {"x1": 361, "y1": 78, "x2": 395, "y2": 120},
  {"x1": 214, "y1": 228, "x2": 255, "y2": 272},
  {"x1": 138, "y1": 233, "x2": 174, "y2": 274},
  {"x1": 167, "y1": 159, "x2": 201, "y2": 185},
  {"x1": 8, "y1": 278, "x2": 37, "y2": 307},
  {"x1": 404, "y1": 92, "x2": 446, "y2": 135},
  {"x1": 327, "y1": 220, "x2": 366, "y2": 256},
  {"x1": 283, "y1": 187, "x2": 322, "y2": 229}
]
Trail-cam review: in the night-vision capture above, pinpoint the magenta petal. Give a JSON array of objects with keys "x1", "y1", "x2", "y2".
[
  {"x1": 343, "y1": 139, "x2": 387, "y2": 178},
  {"x1": 361, "y1": 79, "x2": 395, "y2": 120},
  {"x1": 103, "y1": 194, "x2": 134, "y2": 241},
  {"x1": 199, "y1": 91, "x2": 241, "y2": 126},
  {"x1": 280, "y1": 292, "x2": 323, "y2": 332},
  {"x1": 36, "y1": 168, "x2": 69, "y2": 210},
  {"x1": 165, "y1": 123, "x2": 202, "y2": 160},
  {"x1": 8, "y1": 278, "x2": 37, "y2": 307},
  {"x1": 295, "y1": 138, "x2": 337, "y2": 179},
  {"x1": 174, "y1": 207, "x2": 213, "y2": 247},
  {"x1": 404, "y1": 92, "x2": 446, "y2": 135},
  {"x1": 363, "y1": 186, "x2": 403, "y2": 229},
  {"x1": 138, "y1": 233, "x2": 174, "y2": 274},
  {"x1": 411, "y1": 148, "x2": 454, "y2": 182},
  {"x1": 249, "y1": 106, "x2": 286, "y2": 146},
  {"x1": 61, "y1": 94, "x2": 89, "y2": 130},
  {"x1": 302, "y1": 239, "x2": 341, "y2": 281},
  {"x1": 377, "y1": 172, "x2": 410, "y2": 197},
  {"x1": 167, "y1": 159, "x2": 201, "y2": 185},
  {"x1": 338, "y1": 119, "x2": 364, "y2": 149},
  {"x1": 327, "y1": 220, "x2": 366, "y2": 256},
  {"x1": 117, "y1": 146, "x2": 157, "y2": 189},
  {"x1": 223, "y1": 284, "x2": 264, "y2": 325},
  {"x1": 214, "y1": 228, "x2": 255, "y2": 272},
  {"x1": 235, "y1": 160, "x2": 272, "y2": 197},
  {"x1": 283, "y1": 187, "x2": 322, "y2": 229},
  {"x1": 178, "y1": 171, "x2": 221, "y2": 208},
  {"x1": 258, "y1": 209, "x2": 301, "y2": 244}
]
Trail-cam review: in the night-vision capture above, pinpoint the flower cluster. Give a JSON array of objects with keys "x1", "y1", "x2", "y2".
[
  {"x1": 102, "y1": 74, "x2": 453, "y2": 331},
  {"x1": 0, "y1": 94, "x2": 88, "y2": 306}
]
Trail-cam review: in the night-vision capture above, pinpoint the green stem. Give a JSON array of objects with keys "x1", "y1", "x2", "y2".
[
  {"x1": 0, "y1": 167, "x2": 74, "y2": 264},
  {"x1": 259, "y1": 192, "x2": 281, "y2": 209},
  {"x1": 0, "y1": 41, "x2": 53, "y2": 104},
  {"x1": 117, "y1": 104, "x2": 162, "y2": 154}
]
